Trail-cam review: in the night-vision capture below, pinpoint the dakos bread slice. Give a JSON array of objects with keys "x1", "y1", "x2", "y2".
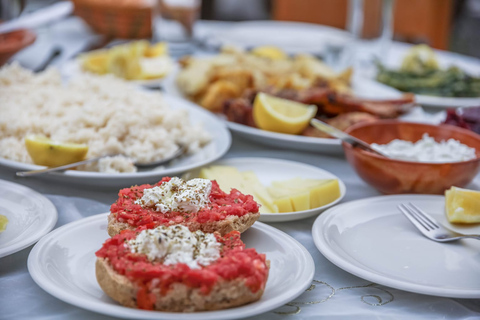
[
  {"x1": 107, "y1": 177, "x2": 260, "y2": 237},
  {"x1": 95, "y1": 225, "x2": 269, "y2": 312}
]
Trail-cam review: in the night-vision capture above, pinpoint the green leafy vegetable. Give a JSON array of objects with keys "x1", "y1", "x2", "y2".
[{"x1": 376, "y1": 45, "x2": 480, "y2": 97}]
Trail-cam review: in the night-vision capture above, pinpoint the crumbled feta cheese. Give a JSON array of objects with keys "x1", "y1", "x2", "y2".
[
  {"x1": 127, "y1": 225, "x2": 221, "y2": 269},
  {"x1": 135, "y1": 177, "x2": 212, "y2": 213},
  {"x1": 371, "y1": 133, "x2": 477, "y2": 163}
]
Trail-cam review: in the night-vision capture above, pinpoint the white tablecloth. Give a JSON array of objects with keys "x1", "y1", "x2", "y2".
[
  {"x1": 2, "y1": 14, "x2": 480, "y2": 320},
  {"x1": 1, "y1": 134, "x2": 480, "y2": 320}
]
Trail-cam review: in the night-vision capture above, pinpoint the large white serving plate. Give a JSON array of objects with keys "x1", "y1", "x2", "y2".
[
  {"x1": 312, "y1": 194, "x2": 480, "y2": 299},
  {"x1": 416, "y1": 95, "x2": 480, "y2": 109},
  {"x1": 203, "y1": 20, "x2": 352, "y2": 55},
  {"x1": 186, "y1": 157, "x2": 346, "y2": 222},
  {"x1": 163, "y1": 68, "x2": 407, "y2": 154},
  {"x1": 0, "y1": 180, "x2": 57, "y2": 258},
  {"x1": 28, "y1": 213, "x2": 315, "y2": 319},
  {"x1": 0, "y1": 95, "x2": 231, "y2": 188},
  {"x1": 379, "y1": 43, "x2": 480, "y2": 108}
]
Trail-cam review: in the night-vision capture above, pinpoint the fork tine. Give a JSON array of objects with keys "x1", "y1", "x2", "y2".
[
  {"x1": 408, "y1": 203, "x2": 439, "y2": 229},
  {"x1": 404, "y1": 203, "x2": 436, "y2": 230},
  {"x1": 398, "y1": 204, "x2": 432, "y2": 232}
]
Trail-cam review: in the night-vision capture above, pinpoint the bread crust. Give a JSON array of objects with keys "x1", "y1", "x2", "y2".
[
  {"x1": 107, "y1": 211, "x2": 260, "y2": 237},
  {"x1": 96, "y1": 258, "x2": 266, "y2": 312}
]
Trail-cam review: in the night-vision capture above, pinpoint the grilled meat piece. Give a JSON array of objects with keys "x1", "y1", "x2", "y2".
[
  {"x1": 223, "y1": 86, "x2": 415, "y2": 130},
  {"x1": 298, "y1": 89, "x2": 416, "y2": 119},
  {"x1": 223, "y1": 96, "x2": 256, "y2": 127}
]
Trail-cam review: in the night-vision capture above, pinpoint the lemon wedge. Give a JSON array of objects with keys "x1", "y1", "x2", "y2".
[
  {"x1": 139, "y1": 56, "x2": 173, "y2": 80},
  {"x1": 0, "y1": 215, "x2": 8, "y2": 233},
  {"x1": 80, "y1": 50, "x2": 109, "y2": 75},
  {"x1": 251, "y1": 46, "x2": 287, "y2": 60},
  {"x1": 145, "y1": 42, "x2": 168, "y2": 57},
  {"x1": 80, "y1": 41, "x2": 170, "y2": 80},
  {"x1": 253, "y1": 92, "x2": 317, "y2": 134},
  {"x1": 25, "y1": 135, "x2": 89, "y2": 167},
  {"x1": 445, "y1": 186, "x2": 480, "y2": 224}
]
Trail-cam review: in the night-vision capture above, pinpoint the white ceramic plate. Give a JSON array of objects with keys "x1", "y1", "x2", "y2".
[
  {"x1": 0, "y1": 180, "x2": 57, "y2": 258},
  {"x1": 203, "y1": 21, "x2": 352, "y2": 55},
  {"x1": 163, "y1": 69, "x2": 406, "y2": 154},
  {"x1": 379, "y1": 43, "x2": 480, "y2": 108},
  {"x1": 312, "y1": 194, "x2": 480, "y2": 298},
  {"x1": 61, "y1": 59, "x2": 178, "y2": 89},
  {"x1": 0, "y1": 95, "x2": 231, "y2": 188},
  {"x1": 186, "y1": 157, "x2": 346, "y2": 222},
  {"x1": 415, "y1": 95, "x2": 480, "y2": 109},
  {"x1": 28, "y1": 213, "x2": 315, "y2": 319}
]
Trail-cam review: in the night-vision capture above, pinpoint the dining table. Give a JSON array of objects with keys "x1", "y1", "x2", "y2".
[{"x1": 1, "y1": 12, "x2": 480, "y2": 320}]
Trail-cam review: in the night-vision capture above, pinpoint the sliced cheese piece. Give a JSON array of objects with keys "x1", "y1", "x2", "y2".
[
  {"x1": 199, "y1": 166, "x2": 243, "y2": 193},
  {"x1": 242, "y1": 171, "x2": 279, "y2": 213},
  {"x1": 311, "y1": 179, "x2": 341, "y2": 208},
  {"x1": 290, "y1": 192, "x2": 310, "y2": 211},
  {"x1": 199, "y1": 166, "x2": 278, "y2": 214},
  {"x1": 273, "y1": 197, "x2": 294, "y2": 213},
  {"x1": 269, "y1": 178, "x2": 341, "y2": 209}
]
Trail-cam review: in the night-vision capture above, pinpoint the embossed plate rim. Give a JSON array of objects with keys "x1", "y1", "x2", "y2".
[{"x1": 0, "y1": 180, "x2": 57, "y2": 258}]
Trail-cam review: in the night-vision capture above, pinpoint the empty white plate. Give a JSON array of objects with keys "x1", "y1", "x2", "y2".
[
  {"x1": 313, "y1": 194, "x2": 480, "y2": 298},
  {"x1": 0, "y1": 180, "x2": 57, "y2": 258},
  {"x1": 186, "y1": 157, "x2": 346, "y2": 222},
  {"x1": 28, "y1": 213, "x2": 315, "y2": 319}
]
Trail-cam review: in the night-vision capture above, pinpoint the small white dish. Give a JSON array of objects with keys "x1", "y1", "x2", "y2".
[
  {"x1": 0, "y1": 95, "x2": 231, "y2": 188},
  {"x1": 186, "y1": 157, "x2": 346, "y2": 222},
  {"x1": 0, "y1": 180, "x2": 57, "y2": 258},
  {"x1": 28, "y1": 213, "x2": 315, "y2": 319},
  {"x1": 312, "y1": 194, "x2": 480, "y2": 298}
]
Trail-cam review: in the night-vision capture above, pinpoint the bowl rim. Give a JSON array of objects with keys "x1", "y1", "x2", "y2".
[
  {"x1": 343, "y1": 120, "x2": 480, "y2": 166},
  {"x1": 0, "y1": 29, "x2": 36, "y2": 54},
  {"x1": 72, "y1": 0, "x2": 153, "y2": 10}
]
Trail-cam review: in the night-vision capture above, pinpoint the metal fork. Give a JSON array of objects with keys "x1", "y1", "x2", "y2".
[{"x1": 398, "y1": 203, "x2": 480, "y2": 242}]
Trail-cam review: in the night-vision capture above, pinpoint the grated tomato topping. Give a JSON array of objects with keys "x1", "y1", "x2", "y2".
[
  {"x1": 95, "y1": 229, "x2": 269, "y2": 310},
  {"x1": 109, "y1": 177, "x2": 260, "y2": 228}
]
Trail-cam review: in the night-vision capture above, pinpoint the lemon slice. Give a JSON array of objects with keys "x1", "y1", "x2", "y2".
[
  {"x1": 253, "y1": 92, "x2": 317, "y2": 134},
  {"x1": 139, "y1": 56, "x2": 173, "y2": 80},
  {"x1": 445, "y1": 186, "x2": 480, "y2": 224},
  {"x1": 25, "y1": 135, "x2": 89, "y2": 167},
  {"x1": 145, "y1": 42, "x2": 168, "y2": 58},
  {"x1": 80, "y1": 50, "x2": 109, "y2": 75},
  {"x1": 251, "y1": 46, "x2": 287, "y2": 60},
  {"x1": 0, "y1": 215, "x2": 8, "y2": 233}
]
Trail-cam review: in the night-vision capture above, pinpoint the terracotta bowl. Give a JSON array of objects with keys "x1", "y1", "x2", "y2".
[
  {"x1": 343, "y1": 120, "x2": 480, "y2": 195},
  {"x1": 72, "y1": 0, "x2": 153, "y2": 39},
  {"x1": 0, "y1": 29, "x2": 36, "y2": 66}
]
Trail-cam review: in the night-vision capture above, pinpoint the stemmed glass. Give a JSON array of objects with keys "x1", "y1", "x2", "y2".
[{"x1": 339, "y1": 0, "x2": 395, "y2": 77}]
